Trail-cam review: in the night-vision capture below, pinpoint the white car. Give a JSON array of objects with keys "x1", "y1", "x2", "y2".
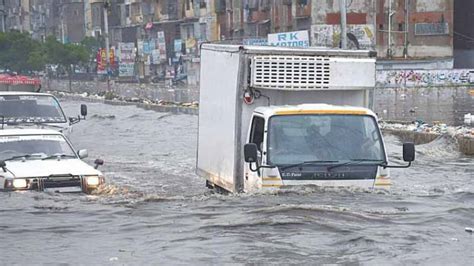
[
  {"x1": 0, "y1": 92, "x2": 87, "y2": 135},
  {"x1": 0, "y1": 129, "x2": 105, "y2": 193}
]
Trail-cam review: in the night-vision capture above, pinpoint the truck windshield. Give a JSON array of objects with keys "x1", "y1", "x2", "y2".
[
  {"x1": 0, "y1": 95, "x2": 67, "y2": 123},
  {"x1": 267, "y1": 115, "x2": 385, "y2": 165},
  {"x1": 0, "y1": 134, "x2": 76, "y2": 161}
]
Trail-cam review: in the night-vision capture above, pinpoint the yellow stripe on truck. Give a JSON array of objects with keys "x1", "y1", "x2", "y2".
[
  {"x1": 262, "y1": 177, "x2": 282, "y2": 181},
  {"x1": 275, "y1": 110, "x2": 368, "y2": 115},
  {"x1": 262, "y1": 184, "x2": 282, "y2": 188}
]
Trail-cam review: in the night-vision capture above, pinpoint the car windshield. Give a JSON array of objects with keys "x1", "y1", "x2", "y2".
[
  {"x1": 0, "y1": 134, "x2": 76, "y2": 161},
  {"x1": 267, "y1": 114, "x2": 385, "y2": 165},
  {"x1": 0, "y1": 95, "x2": 67, "y2": 123}
]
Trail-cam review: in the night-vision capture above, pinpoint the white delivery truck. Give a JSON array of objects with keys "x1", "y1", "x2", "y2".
[{"x1": 197, "y1": 44, "x2": 415, "y2": 193}]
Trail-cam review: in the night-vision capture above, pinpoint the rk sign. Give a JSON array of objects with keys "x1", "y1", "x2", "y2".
[{"x1": 268, "y1": 30, "x2": 309, "y2": 47}]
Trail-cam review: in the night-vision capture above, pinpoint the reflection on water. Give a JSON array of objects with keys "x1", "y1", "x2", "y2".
[{"x1": 0, "y1": 100, "x2": 472, "y2": 264}]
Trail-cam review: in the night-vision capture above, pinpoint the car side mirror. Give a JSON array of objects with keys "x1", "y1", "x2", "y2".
[
  {"x1": 244, "y1": 143, "x2": 258, "y2": 163},
  {"x1": 0, "y1": 160, "x2": 6, "y2": 172},
  {"x1": 80, "y1": 104, "x2": 88, "y2": 118},
  {"x1": 94, "y1": 159, "x2": 104, "y2": 169},
  {"x1": 78, "y1": 149, "x2": 88, "y2": 159},
  {"x1": 403, "y1": 142, "x2": 415, "y2": 162}
]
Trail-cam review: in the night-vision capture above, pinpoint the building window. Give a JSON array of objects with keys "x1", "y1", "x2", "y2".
[
  {"x1": 125, "y1": 4, "x2": 130, "y2": 17},
  {"x1": 186, "y1": 0, "x2": 194, "y2": 11}
]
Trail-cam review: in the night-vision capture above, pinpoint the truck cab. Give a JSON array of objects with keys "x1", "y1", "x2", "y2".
[{"x1": 243, "y1": 104, "x2": 394, "y2": 191}]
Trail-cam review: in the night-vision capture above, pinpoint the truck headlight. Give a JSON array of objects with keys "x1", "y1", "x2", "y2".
[
  {"x1": 12, "y1": 179, "x2": 28, "y2": 189},
  {"x1": 86, "y1": 176, "x2": 100, "y2": 187}
]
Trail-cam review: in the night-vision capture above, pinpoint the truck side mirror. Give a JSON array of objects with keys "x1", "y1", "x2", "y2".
[
  {"x1": 244, "y1": 143, "x2": 258, "y2": 163},
  {"x1": 94, "y1": 159, "x2": 104, "y2": 169},
  {"x1": 383, "y1": 143, "x2": 415, "y2": 169},
  {"x1": 80, "y1": 104, "x2": 88, "y2": 118},
  {"x1": 403, "y1": 142, "x2": 415, "y2": 162},
  {"x1": 0, "y1": 160, "x2": 6, "y2": 172}
]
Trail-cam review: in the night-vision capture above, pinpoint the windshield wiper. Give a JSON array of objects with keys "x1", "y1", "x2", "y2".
[
  {"x1": 3, "y1": 154, "x2": 42, "y2": 161},
  {"x1": 280, "y1": 160, "x2": 339, "y2": 171},
  {"x1": 327, "y1": 159, "x2": 386, "y2": 171},
  {"x1": 42, "y1": 154, "x2": 77, "y2": 160}
]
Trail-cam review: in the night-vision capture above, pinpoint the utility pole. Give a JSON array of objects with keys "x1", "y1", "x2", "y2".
[
  {"x1": 340, "y1": 0, "x2": 347, "y2": 49},
  {"x1": 61, "y1": 18, "x2": 65, "y2": 43},
  {"x1": 103, "y1": 0, "x2": 111, "y2": 92},
  {"x1": 387, "y1": 0, "x2": 395, "y2": 58},
  {"x1": 0, "y1": 9, "x2": 5, "y2": 32},
  {"x1": 403, "y1": 0, "x2": 410, "y2": 58}
]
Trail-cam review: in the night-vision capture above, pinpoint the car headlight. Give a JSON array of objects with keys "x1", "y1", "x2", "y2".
[
  {"x1": 12, "y1": 179, "x2": 28, "y2": 189},
  {"x1": 86, "y1": 176, "x2": 100, "y2": 187}
]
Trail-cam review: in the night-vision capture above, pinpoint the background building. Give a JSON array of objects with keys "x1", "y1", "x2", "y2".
[{"x1": 1, "y1": 0, "x2": 472, "y2": 84}]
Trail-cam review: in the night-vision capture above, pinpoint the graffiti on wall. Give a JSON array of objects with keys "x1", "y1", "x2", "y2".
[
  {"x1": 311, "y1": 24, "x2": 375, "y2": 49},
  {"x1": 311, "y1": 25, "x2": 335, "y2": 47},
  {"x1": 377, "y1": 69, "x2": 474, "y2": 87}
]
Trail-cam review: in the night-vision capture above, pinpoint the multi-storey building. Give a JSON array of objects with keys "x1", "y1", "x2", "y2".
[
  {"x1": 2, "y1": 0, "x2": 84, "y2": 43},
  {"x1": 311, "y1": 0, "x2": 454, "y2": 68}
]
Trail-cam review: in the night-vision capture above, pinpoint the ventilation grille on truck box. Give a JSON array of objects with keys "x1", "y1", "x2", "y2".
[{"x1": 250, "y1": 55, "x2": 331, "y2": 90}]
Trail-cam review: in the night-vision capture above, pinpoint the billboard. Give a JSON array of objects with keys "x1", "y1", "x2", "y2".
[
  {"x1": 96, "y1": 48, "x2": 115, "y2": 74},
  {"x1": 268, "y1": 30, "x2": 309, "y2": 47},
  {"x1": 118, "y1": 42, "x2": 135, "y2": 77}
]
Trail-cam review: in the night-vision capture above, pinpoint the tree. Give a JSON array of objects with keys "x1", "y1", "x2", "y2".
[
  {"x1": 0, "y1": 32, "x2": 91, "y2": 80},
  {"x1": 81, "y1": 36, "x2": 103, "y2": 54},
  {"x1": 0, "y1": 31, "x2": 44, "y2": 74}
]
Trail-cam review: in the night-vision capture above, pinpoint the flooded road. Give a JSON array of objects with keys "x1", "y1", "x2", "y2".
[{"x1": 1, "y1": 100, "x2": 473, "y2": 264}]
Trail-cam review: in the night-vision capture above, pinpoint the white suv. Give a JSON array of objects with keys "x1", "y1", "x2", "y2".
[
  {"x1": 0, "y1": 129, "x2": 105, "y2": 193},
  {"x1": 0, "y1": 92, "x2": 87, "y2": 135}
]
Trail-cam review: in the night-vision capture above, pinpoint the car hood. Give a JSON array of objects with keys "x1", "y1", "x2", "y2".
[{"x1": 5, "y1": 159, "x2": 102, "y2": 178}]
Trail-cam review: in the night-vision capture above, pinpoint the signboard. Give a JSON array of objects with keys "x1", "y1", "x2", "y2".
[
  {"x1": 137, "y1": 40, "x2": 144, "y2": 55},
  {"x1": 96, "y1": 48, "x2": 116, "y2": 74},
  {"x1": 143, "y1": 40, "x2": 155, "y2": 55},
  {"x1": 151, "y1": 49, "x2": 161, "y2": 64},
  {"x1": 174, "y1": 39, "x2": 183, "y2": 53},
  {"x1": 97, "y1": 49, "x2": 106, "y2": 74},
  {"x1": 157, "y1": 31, "x2": 167, "y2": 62},
  {"x1": 268, "y1": 30, "x2": 309, "y2": 47},
  {"x1": 186, "y1": 38, "x2": 197, "y2": 49},
  {"x1": 415, "y1": 23, "x2": 449, "y2": 36},
  {"x1": 118, "y1": 42, "x2": 135, "y2": 77},
  {"x1": 243, "y1": 38, "x2": 268, "y2": 46}
]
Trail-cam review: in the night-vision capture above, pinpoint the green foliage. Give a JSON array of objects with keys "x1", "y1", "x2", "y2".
[
  {"x1": 0, "y1": 31, "x2": 43, "y2": 73},
  {"x1": 0, "y1": 32, "x2": 93, "y2": 74},
  {"x1": 81, "y1": 36, "x2": 103, "y2": 54}
]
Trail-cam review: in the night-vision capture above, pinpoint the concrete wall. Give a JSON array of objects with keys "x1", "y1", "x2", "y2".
[
  {"x1": 44, "y1": 79, "x2": 199, "y2": 104},
  {"x1": 374, "y1": 86, "x2": 473, "y2": 126},
  {"x1": 375, "y1": 68, "x2": 474, "y2": 125}
]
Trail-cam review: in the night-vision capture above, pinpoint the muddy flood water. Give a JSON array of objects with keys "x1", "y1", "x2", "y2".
[{"x1": 1, "y1": 100, "x2": 473, "y2": 265}]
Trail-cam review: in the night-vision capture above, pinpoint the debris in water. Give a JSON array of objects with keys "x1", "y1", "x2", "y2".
[
  {"x1": 465, "y1": 227, "x2": 474, "y2": 233},
  {"x1": 109, "y1": 257, "x2": 119, "y2": 261}
]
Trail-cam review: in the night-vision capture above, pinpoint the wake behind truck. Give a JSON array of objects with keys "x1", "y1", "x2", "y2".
[{"x1": 197, "y1": 44, "x2": 415, "y2": 193}]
